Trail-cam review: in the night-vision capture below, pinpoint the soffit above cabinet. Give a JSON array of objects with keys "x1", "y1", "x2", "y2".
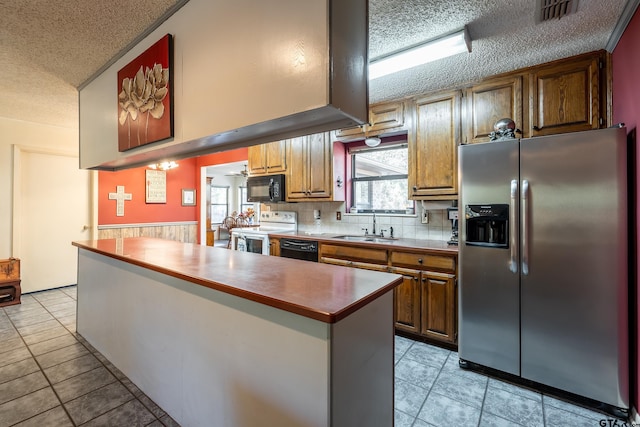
[{"x1": 79, "y1": 0, "x2": 367, "y2": 170}]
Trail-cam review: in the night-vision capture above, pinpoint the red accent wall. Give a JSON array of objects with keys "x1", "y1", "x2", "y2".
[
  {"x1": 612, "y1": 6, "x2": 640, "y2": 414},
  {"x1": 98, "y1": 148, "x2": 248, "y2": 226},
  {"x1": 195, "y1": 148, "x2": 247, "y2": 169},
  {"x1": 99, "y1": 158, "x2": 198, "y2": 224}
]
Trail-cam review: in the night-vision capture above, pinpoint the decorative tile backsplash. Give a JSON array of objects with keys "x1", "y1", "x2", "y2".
[{"x1": 263, "y1": 201, "x2": 454, "y2": 241}]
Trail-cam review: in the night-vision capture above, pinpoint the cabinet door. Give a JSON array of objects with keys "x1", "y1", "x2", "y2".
[
  {"x1": 335, "y1": 100, "x2": 406, "y2": 141},
  {"x1": 335, "y1": 124, "x2": 365, "y2": 140},
  {"x1": 269, "y1": 238, "x2": 280, "y2": 256},
  {"x1": 248, "y1": 141, "x2": 287, "y2": 175},
  {"x1": 306, "y1": 132, "x2": 332, "y2": 198},
  {"x1": 390, "y1": 267, "x2": 421, "y2": 334},
  {"x1": 529, "y1": 54, "x2": 602, "y2": 136},
  {"x1": 247, "y1": 145, "x2": 266, "y2": 175},
  {"x1": 368, "y1": 101, "x2": 405, "y2": 135},
  {"x1": 466, "y1": 76, "x2": 523, "y2": 144},
  {"x1": 286, "y1": 137, "x2": 308, "y2": 199},
  {"x1": 286, "y1": 133, "x2": 332, "y2": 200},
  {"x1": 421, "y1": 271, "x2": 456, "y2": 344},
  {"x1": 409, "y1": 91, "x2": 461, "y2": 199},
  {"x1": 265, "y1": 140, "x2": 287, "y2": 173}
]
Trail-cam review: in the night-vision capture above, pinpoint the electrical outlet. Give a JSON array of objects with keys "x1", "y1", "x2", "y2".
[
  {"x1": 336, "y1": 211, "x2": 341, "y2": 221},
  {"x1": 421, "y1": 209, "x2": 429, "y2": 224}
]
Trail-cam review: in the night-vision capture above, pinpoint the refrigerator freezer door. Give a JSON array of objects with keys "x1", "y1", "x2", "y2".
[
  {"x1": 459, "y1": 140, "x2": 520, "y2": 375},
  {"x1": 519, "y1": 127, "x2": 629, "y2": 409}
]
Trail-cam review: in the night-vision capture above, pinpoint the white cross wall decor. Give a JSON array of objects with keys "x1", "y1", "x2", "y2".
[{"x1": 108, "y1": 186, "x2": 132, "y2": 216}]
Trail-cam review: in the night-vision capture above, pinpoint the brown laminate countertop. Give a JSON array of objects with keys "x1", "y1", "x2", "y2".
[
  {"x1": 72, "y1": 237, "x2": 402, "y2": 324},
  {"x1": 268, "y1": 232, "x2": 459, "y2": 254}
]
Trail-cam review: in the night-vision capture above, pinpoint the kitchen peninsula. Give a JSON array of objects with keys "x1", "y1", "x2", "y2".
[{"x1": 72, "y1": 237, "x2": 402, "y2": 427}]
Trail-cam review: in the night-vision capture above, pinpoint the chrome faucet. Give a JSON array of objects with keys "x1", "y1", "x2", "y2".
[{"x1": 372, "y1": 212, "x2": 376, "y2": 236}]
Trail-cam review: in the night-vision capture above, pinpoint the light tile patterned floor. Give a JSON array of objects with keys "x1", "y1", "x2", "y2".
[
  {"x1": 0, "y1": 286, "x2": 179, "y2": 427},
  {"x1": 394, "y1": 335, "x2": 621, "y2": 427},
  {"x1": 0, "y1": 286, "x2": 625, "y2": 426}
]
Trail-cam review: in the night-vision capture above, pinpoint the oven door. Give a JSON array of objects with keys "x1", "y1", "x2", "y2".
[{"x1": 232, "y1": 231, "x2": 270, "y2": 255}]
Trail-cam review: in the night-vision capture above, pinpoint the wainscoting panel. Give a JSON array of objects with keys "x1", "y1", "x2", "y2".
[{"x1": 98, "y1": 222, "x2": 198, "y2": 243}]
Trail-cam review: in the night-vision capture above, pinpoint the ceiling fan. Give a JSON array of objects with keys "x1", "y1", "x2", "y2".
[{"x1": 224, "y1": 164, "x2": 248, "y2": 177}]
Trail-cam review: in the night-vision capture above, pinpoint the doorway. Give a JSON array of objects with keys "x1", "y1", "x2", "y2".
[
  {"x1": 12, "y1": 145, "x2": 94, "y2": 293},
  {"x1": 200, "y1": 161, "x2": 250, "y2": 247}
]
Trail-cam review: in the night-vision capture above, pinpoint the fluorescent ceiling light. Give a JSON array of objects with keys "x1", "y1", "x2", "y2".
[{"x1": 369, "y1": 26, "x2": 471, "y2": 80}]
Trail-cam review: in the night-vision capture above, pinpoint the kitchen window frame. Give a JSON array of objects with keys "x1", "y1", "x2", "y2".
[{"x1": 349, "y1": 143, "x2": 413, "y2": 214}]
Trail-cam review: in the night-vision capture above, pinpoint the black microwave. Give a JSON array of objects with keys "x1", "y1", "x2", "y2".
[{"x1": 246, "y1": 174, "x2": 286, "y2": 203}]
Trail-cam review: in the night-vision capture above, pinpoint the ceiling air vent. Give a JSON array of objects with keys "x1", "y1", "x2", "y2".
[{"x1": 536, "y1": 0, "x2": 579, "y2": 23}]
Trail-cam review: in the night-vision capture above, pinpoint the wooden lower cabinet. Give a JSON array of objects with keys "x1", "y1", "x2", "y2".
[
  {"x1": 421, "y1": 271, "x2": 457, "y2": 344},
  {"x1": 269, "y1": 238, "x2": 280, "y2": 257},
  {"x1": 390, "y1": 267, "x2": 421, "y2": 335},
  {"x1": 319, "y1": 243, "x2": 458, "y2": 345}
]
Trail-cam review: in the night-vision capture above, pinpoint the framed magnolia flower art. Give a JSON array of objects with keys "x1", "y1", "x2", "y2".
[{"x1": 117, "y1": 34, "x2": 173, "y2": 152}]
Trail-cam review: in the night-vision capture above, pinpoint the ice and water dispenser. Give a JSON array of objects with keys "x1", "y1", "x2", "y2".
[{"x1": 465, "y1": 204, "x2": 509, "y2": 248}]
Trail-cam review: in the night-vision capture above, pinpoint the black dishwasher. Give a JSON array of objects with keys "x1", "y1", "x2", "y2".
[{"x1": 279, "y1": 239, "x2": 318, "y2": 262}]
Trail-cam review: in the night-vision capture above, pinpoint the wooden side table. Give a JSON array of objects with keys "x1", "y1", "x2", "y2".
[{"x1": 0, "y1": 258, "x2": 21, "y2": 307}]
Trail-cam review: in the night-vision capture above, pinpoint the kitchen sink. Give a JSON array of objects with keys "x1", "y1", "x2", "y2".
[{"x1": 332, "y1": 235, "x2": 398, "y2": 243}]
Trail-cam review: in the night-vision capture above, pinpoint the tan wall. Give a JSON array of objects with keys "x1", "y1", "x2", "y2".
[{"x1": 0, "y1": 117, "x2": 79, "y2": 259}]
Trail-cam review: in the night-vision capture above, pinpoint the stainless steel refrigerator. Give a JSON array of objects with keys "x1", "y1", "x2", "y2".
[{"x1": 458, "y1": 127, "x2": 629, "y2": 414}]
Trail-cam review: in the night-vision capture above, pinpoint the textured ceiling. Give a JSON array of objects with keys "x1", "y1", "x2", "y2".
[{"x1": 0, "y1": 0, "x2": 629, "y2": 130}]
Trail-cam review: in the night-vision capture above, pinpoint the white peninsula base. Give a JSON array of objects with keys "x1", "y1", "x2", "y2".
[{"x1": 76, "y1": 247, "x2": 395, "y2": 427}]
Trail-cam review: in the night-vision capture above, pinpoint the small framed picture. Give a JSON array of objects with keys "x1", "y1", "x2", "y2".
[{"x1": 182, "y1": 189, "x2": 196, "y2": 206}]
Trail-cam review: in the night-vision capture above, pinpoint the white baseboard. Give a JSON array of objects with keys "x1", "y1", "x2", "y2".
[{"x1": 632, "y1": 407, "x2": 640, "y2": 424}]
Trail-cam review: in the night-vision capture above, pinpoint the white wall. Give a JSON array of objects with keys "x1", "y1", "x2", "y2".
[{"x1": 0, "y1": 117, "x2": 79, "y2": 259}]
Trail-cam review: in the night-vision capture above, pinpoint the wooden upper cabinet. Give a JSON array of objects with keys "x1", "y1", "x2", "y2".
[
  {"x1": 335, "y1": 100, "x2": 407, "y2": 140},
  {"x1": 529, "y1": 54, "x2": 602, "y2": 136},
  {"x1": 368, "y1": 101, "x2": 406, "y2": 134},
  {"x1": 247, "y1": 140, "x2": 287, "y2": 175},
  {"x1": 286, "y1": 132, "x2": 344, "y2": 201},
  {"x1": 408, "y1": 91, "x2": 461, "y2": 200},
  {"x1": 466, "y1": 76, "x2": 523, "y2": 144}
]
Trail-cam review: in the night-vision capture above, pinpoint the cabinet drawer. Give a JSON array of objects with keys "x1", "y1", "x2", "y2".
[
  {"x1": 320, "y1": 257, "x2": 389, "y2": 272},
  {"x1": 319, "y1": 244, "x2": 388, "y2": 264},
  {"x1": 390, "y1": 251, "x2": 456, "y2": 272}
]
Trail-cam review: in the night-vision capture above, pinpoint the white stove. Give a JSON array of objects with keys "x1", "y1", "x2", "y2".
[{"x1": 232, "y1": 211, "x2": 297, "y2": 254}]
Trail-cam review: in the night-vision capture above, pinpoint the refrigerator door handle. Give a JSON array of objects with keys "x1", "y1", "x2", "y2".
[
  {"x1": 521, "y1": 179, "x2": 530, "y2": 275},
  {"x1": 509, "y1": 179, "x2": 518, "y2": 273}
]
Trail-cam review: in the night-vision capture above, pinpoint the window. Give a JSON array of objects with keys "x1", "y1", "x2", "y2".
[
  {"x1": 351, "y1": 144, "x2": 414, "y2": 214},
  {"x1": 238, "y1": 186, "x2": 253, "y2": 215},
  {"x1": 210, "y1": 186, "x2": 229, "y2": 224}
]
